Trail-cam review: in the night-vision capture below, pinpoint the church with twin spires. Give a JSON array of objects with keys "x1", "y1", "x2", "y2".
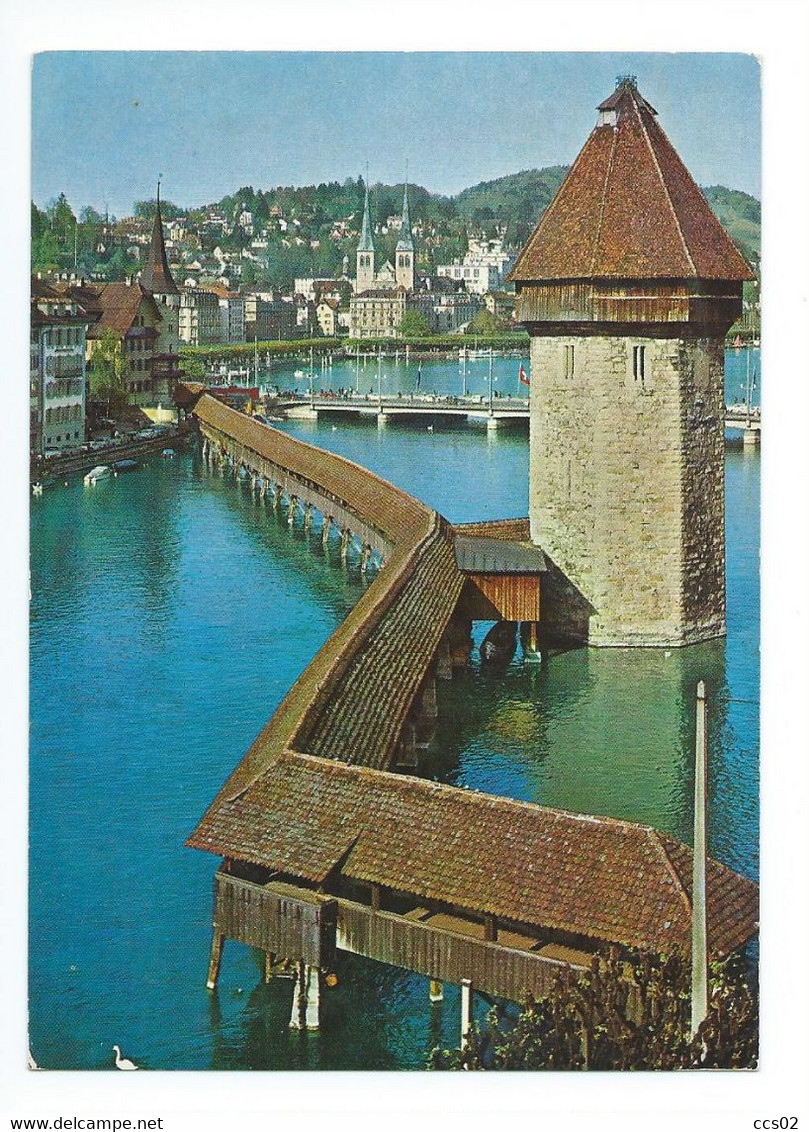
[{"x1": 349, "y1": 182, "x2": 416, "y2": 338}]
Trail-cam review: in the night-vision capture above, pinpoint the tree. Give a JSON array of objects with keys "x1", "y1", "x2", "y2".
[
  {"x1": 466, "y1": 308, "x2": 503, "y2": 336},
  {"x1": 430, "y1": 949, "x2": 758, "y2": 1071},
  {"x1": 398, "y1": 309, "x2": 432, "y2": 338},
  {"x1": 88, "y1": 328, "x2": 129, "y2": 414}
]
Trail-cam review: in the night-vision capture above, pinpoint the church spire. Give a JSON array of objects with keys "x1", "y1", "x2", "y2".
[
  {"x1": 396, "y1": 182, "x2": 414, "y2": 253},
  {"x1": 140, "y1": 180, "x2": 179, "y2": 297},
  {"x1": 395, "y1": 178, "x2": 414, "y2": 291},
  {"x1": 358, "y1": 179, "x2": 375, "y2": 253},
  {"x1": 356, "y1": 176, "x2": 376, "y2": 293}
]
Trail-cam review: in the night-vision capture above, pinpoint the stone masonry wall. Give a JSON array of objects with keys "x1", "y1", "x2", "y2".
[{"x1": 528, "y1": 331, "x2": 725, "y2": 646}]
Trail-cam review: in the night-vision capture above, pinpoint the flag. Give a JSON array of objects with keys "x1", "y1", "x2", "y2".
[{"x1": 519, "y1": 363, "x2": 530, "y2": 387}]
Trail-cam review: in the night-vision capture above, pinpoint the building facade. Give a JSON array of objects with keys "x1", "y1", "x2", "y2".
[
  {"x1": 436, "y1": 237, "x2": 516, "y2": 296},
  {"x1": 179, "y1": 288, "x2": 223, "y2": 346},
  {"x1": 30, "y1": 279, "x2": 90, "y2": 454},
  {"x1": 511, "y1": 79, "x2": 753, "y2": 647}
]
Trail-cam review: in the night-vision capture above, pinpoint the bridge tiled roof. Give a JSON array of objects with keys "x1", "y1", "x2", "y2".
[
  {"x1": 454, "y1": 516, "x2": 532, "y2": 542},
  {"x1": 194, "y1": 394, "x2": 430, "y2": 545},
  {"x1": 188, "y1": 752, "x2": 758, "y2": 958},
  {"x1": 185, "y1": 392, "x2": 758, "y2": 960},
  {"x1": 510, "y1": 82, "x2": 754, "y2": 284}
]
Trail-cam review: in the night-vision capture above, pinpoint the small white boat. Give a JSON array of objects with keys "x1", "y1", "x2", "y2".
[
  {"x1": 32, "y1": 482, "x2": 44, "y2": 496},
  {"x1": 161, "y1": 448, "x2": 176, "y2": 458},
  {"x1": 293, "y1": 369, "x2": 305, "y2": 379},
  {"x1": 84, "y1": 464, "x2": 111, "y2": 485}
]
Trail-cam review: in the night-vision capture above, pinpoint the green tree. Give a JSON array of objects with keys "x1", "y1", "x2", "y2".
[
  {"x1": 466, "y1": 308, "x2": 504, "y2": 336},
  {"x1": 398, "y1": 309, "x2": 432, "y2": 338},
  {"x1": 430, "y1": 949, "x2": 757, "y2": 1071},
  {"x1": 89, "y1": 327, "x2": 129, "y2": 413}
]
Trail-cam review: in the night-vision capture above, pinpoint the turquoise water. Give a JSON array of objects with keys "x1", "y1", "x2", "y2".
[{"x1": 29, "y1": 355, "x2": 759, "y2": 1070}]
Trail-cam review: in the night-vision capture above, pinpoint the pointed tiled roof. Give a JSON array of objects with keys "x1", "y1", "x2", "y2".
[
  {"x1": 358, "y1": 183, "x2": 375, "y2": 253},
  {"x1": 140, "y1": 191, "x2": 179, "y2": 296},
  {"x1": 510, "y1": 81, "x2": 754, "y2": 283},
  {"x1": 396, "y1": 183, "x2": 414, "y2": 252}
]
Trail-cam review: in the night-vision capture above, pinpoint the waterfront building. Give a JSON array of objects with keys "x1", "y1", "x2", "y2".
[
  {"x1": 179, "y1": 287, "x2": 223, "y2": 346},
  {"x1": 83, "y1": 280, "x2": 167, "y2": 407},
  {"x1": 245, "y1": 292, "x2": 298, "y2": 342},
  {"x1": 511, "y1": 78, "x2": 754, "y2": 646},
  {"x1": 30, "y1": 278, "x2": 90, "y2": 455}
]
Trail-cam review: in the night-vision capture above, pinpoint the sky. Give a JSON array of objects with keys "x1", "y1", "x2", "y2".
[{"x1": 31, "y1": 51, "x2": 761, "y2": 218}]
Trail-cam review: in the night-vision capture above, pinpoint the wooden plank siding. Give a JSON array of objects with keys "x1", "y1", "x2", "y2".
[
  {"x1": 213, "y1": 872, "x2": 584, "y2": 1003},
  {"x1": 337, "y1": 897, "x2": 582, "y2": 1002},
  {"x1": 457, "y1": 574, "x2": 541, "y2": 623},
  {"x1": 214, "y1": 872, "x2": 337, "y2": 969},
  {"x1": 515, "y1": 281, "x2": 743, "y2": 329}
]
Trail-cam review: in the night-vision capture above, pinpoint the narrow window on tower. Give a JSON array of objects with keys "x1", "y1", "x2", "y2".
[
  {"x1": 564, "y1": 344, "x2": 575, "y2": 379},
  {"x1": 632, "y1": 344, "x2": 646, "y2": 383}
]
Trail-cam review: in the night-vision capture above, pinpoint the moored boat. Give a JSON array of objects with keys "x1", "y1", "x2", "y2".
[
  {"x1": 112, "y1": 459, "x2": 139, "y2": 474},
  {"x1": 84, "y1": 465, "x2": 111, "y2": 485},
  {"x1": 161, "y1": 448, "x2": 176, "y2": 458}
]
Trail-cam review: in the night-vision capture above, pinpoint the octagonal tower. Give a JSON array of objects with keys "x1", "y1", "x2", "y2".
[{"x1": 510, "y1": 79, "x2": 754, "y2": 647}]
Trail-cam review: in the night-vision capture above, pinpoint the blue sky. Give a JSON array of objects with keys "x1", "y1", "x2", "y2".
[{"x1": 32, "y1": 51, "x2": 761, "y2": 217}]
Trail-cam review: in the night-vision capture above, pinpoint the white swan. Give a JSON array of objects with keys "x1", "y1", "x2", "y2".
[{"x1": 112, "y1": 1044, "x2": 139, "y2": 1070}]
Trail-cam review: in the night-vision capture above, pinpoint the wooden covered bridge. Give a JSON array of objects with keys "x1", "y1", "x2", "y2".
[{"x1": 179, "y1": 385, "x2": 758, "y2": 1039}]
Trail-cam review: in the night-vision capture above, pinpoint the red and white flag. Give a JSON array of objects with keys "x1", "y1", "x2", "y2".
[{"x1": 519, "y1": 363, "x2": 530, "y2": 386}]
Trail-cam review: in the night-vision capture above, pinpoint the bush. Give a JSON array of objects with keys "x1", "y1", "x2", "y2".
[{"x1": 429, "y1": 948, "x2": 758, "y2": 1071}]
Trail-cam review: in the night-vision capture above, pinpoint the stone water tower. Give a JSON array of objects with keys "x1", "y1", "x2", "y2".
[{"x1": 510, "y1": 78, "x2": 754, "y2": 647}]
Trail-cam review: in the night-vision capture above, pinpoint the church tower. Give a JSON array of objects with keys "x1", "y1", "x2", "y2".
[
  {"x1": 356, "y1": 182, "x2": 376, "y2": 293},
  {"x1": 395, "y1": 182, "x2": 415, "y2": 291},
  {"x1": 510, "y1": 79, "x2": 754, "y2": 647},
  {"x1": 140, "y1": 182, "x2": 179, "y2": 310},
  {"x1": 139, "y1": 182, "x2": 181, "y2": 400}
]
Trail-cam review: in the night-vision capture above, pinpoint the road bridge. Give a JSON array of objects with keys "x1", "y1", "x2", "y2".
[{"x1": 278, "y1": 393, "x2": 761, "y2": 439}]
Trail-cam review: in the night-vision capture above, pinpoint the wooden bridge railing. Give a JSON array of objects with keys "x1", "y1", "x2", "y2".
[{"x1": 211, "y1": 871, "x2": 584, "y2": 1005}]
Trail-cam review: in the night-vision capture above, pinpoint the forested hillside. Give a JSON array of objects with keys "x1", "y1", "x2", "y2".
[{"x1": 31, "y1": 168, "x2": 760, "y2": 287}]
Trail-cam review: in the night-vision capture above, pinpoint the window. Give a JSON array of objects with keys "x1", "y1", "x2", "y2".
[
  {"x1": 563, "y1": 344, "x2": 575, "y2": 379},
  {"x1": 632, "y1": 344, "x2": 646, "y2": 383}
]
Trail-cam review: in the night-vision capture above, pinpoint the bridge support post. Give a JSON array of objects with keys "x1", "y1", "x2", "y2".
[
  {"x1": 429, "y1": 979, "x2": 444, "y2": 1003},
  {"x1": 460, "y1": 979, "x2": 473, "y2": 1049},
  {"x1": 322, "y1": 515, "x2": 332, "y2": 547},
  {"x1": 360, "y1": 543, "x2": 372, "y2": 573},
  {"x1": 303, "y1": 502, "x2": 314, "y2": 533},
  {"x1": 272, "y1": 484, "x2": 283, "y2": 511},
  {"x1": 288, "y1": 496, "x2": 297, "y2": 527},
  {"x1": 289, "y1": 962, "x2": 320, "y2": 1031},
  {"x1": 436, "y1": 640, "x2": 453, "y2": 681},
  {"x1": 263, "y1": 951, "x2": 276, "y2": 983},
  {"x1": 340, "y1": 528, "x2": 352, "y2": 564},
  {"x1": 743, "y1": 426, "x2": 760, "y2": 449},
  {"x1": 206, "y1": 929, "x2": 225, "y2": 990},
  {"x1": 377, "y1": 413, "x2": 388, "y2": 428}
]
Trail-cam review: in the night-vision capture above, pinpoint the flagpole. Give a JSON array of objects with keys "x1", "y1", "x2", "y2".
[{"x1": 691, "y1": 680, "x2": 709, "y2": 1038}]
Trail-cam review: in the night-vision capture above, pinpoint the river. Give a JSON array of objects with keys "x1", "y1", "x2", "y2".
[{"x1": 28, "y1": 353, "x2": 759, "y2": 1070}]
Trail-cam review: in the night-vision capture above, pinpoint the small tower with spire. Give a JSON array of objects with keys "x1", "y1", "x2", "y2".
[
  {"x1": 138, "y1": 181, "x2": 181, "y2": 399},
  {"x1": 356, "y1": 180, "x2": 376, "y2": 293},
  {"x1": 395, "y1": 181, "x2": 415, "y2": 291},
  {"x1": 140, "y1": 181, "x2": 179, "y2": 310},
  {"x1": 510, "y1": 78, "x2": 754, "y2": 647}
]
